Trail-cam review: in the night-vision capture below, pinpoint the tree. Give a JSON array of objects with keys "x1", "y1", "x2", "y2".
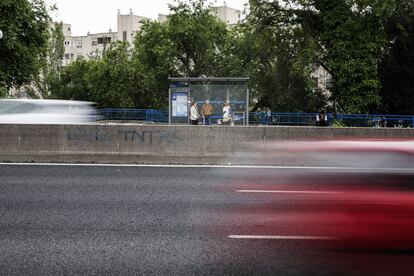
[
  {"x1": 0, "y1": 0, "x2": 52, "y2": 91},
  {"x1": 378, "y1": 0, "x2": 414, "y2": 114},
  {"x1": 51, "y1": 57, "x2": 95, "y2": 102},
  {"x1": 51, "y1": 0, "x2": 234, "y2": 109},
  {"x1": 130, "y1": 0, "x2": 238, "y2": 108},
  {"x1": 28, "y1": 22, "x2": 65, "y2": 99},
  {"x1": 89, "y1": 42, "x2": 137, "y2": 108},
  {"x1": 166, "y1": 0, "x2": 229, "y2": 77},
  {"x1": 51, "y1": 41, "x2": 153, "y2": 109},
  {"x1": 248, "y1": 0, "x2": 395, "y2": 113},
  {"x1": 132, "y1": 21, "x2": 175, "y2": 109},
  {"x1": 241, "y1": 1, "x2": 327, "y2": 112},
  {"x1": 0, "y1": 86, "x2": 7, "y2": 98}
]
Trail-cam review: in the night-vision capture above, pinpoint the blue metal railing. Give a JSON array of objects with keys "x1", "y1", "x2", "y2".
[
  {"x1": 336, "y1": 114, "x2": 414, "y2": 128},
  {"x1": 99, "y1": 109, "x2": 168, "y2": 123},
  {"x1": 248, "y1": 112, "x2": 327, "y2": 126},
  {"x1": 97, "y1": 108, "x2": 414, "y2": 128}
]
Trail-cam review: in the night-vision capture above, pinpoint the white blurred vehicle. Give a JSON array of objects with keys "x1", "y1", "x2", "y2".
[{"x1": 0, "y1": 99, "x2": 96, "y2": 124}]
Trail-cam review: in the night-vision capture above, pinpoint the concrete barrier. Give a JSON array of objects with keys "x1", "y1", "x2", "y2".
[{"x1": 0, "y1": 124, "x2": 413, "y2": 165}]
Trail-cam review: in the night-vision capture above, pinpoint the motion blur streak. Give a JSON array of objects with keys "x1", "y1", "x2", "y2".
[
  {"x1": 231, "y1": 139, "x2": 414, "y2": 251},
  {"x1": 0, "y1": 99, "x2": 96, "y2": 124},
  {"x1": 231, "y1": 185, "x2": 414, "y2": 249}
]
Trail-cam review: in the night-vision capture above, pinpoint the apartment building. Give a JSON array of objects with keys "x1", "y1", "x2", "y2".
[
  {"x1": 62, "y1": 5, "x2": 241, "y2": 65},
  {"x1": 117, "y1": 10, "x2": 150, "y2": 46},
  {"x1": 63, "y1": 27, "x2": 117, "y2": 66},
  {"x1": 62, "y1": 10, "x2": 149, "y2": 65},
  {"x1": 212, "y1": 4, "x2": 241, "y2": 26}
]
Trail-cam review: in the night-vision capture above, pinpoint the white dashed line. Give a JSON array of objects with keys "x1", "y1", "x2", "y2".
[
  {"x1": 228, "y1": 235, "x2": 336, "y2": 240},
  {"x1": 236, "y1": 190, "x2": 341, "y2": 194}
]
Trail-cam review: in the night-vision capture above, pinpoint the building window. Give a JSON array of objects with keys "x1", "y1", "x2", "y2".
[
  {"x1": 92, "y1": 40, "x2": 98, "y2": 46},
  {"x1": 97, "y1": 37, "x2": 111, "y2": 44},
  {"x1": 123, "y1": 31, "x2": 127, "y2": 42},
  {"x1": 76, "y1": 41, "x2": 82, "y2": 48}
]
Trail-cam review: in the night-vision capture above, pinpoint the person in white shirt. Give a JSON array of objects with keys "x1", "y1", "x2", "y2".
[
  {"x1": 190, "y1": 102, "x2": 200, "y2": 125},
  {"x1": 316, "y1": 110, "x2": 328, "y2": 126},
  {"x1": 222, "y1": 101, "x2": 232, "y2": 125}
]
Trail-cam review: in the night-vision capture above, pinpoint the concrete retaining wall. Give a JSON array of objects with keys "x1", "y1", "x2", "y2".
[{"x1": 0, "y1": 124, "x2": 413, "y2": 165}]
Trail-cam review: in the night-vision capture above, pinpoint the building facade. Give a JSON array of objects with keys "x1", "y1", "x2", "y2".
[
  {"x1": 62, "y1": 10, "x2": 150, "y2": 65},
  {"x1": 63, "y1": 27, "x2": 117, "y2": 66},
  {"x1": 62, "y1": 6, "x2": 241, "y2": 65},
  {"x1": 212, "y1": 5, "x2": 241, "y2": 26},
  {"x1": 117, "y1": 10, "x2": 150, "y2": 46}
]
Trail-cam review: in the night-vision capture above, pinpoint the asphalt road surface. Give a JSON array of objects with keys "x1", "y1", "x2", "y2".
[{"x1": 1, "y1": 164, "x2": 413, "y2": 275}]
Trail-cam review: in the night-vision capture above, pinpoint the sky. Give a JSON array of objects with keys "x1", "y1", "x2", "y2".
[{"x1": 48, "y1": 0, "x2": 248, "y2": 36}]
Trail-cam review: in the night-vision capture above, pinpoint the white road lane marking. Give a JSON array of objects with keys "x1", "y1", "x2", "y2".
[
  {"x1": 236, "y1": 190, "x2": 341, "y2": 194},
  {"x1": 0, "y1": 163, "x2": 413, "y2": 173},
  {"x1": 228, "y1": 235, "x2": 336, "y2": 240}
]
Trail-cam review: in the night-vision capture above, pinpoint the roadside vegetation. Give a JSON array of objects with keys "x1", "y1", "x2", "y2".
[{"x1": 1, "y1": 0, "x2": 414, "y2": 114}]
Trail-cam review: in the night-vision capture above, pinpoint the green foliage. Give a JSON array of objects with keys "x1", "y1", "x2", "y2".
[
  {"x1": 0, "y1": 86, "x2": 7, "y2": 98},
  {"x1": 378, "y1": 0, "x2": 414, "y2": 114},
  {"x1": 52, "y1": 0, "x2": 234, "y2": 109},
  {"x1": 314, "y1": 0, "x2": 390, "y2": 113},
  {"x1": 132, "y1": 0, "x2": 232, "y2": 108},
  {"x1": 133, "y1": 21, "x2": 174, "y2": 109},
  {"x1": 332, "y1": 119, "x2": 346, "y2": 128},
  {"x1": 89, "y1": 42, "x2": 133, "y2": 107},
  {"x1": 28, "y1": 22, "x2": 65, "y2": 99},
  {"x1": 48, "y1": 0, "x2": 414, "y2": 114},
  {"x1": 0, "y1": 0, "x2": 52, "y2": 89},
  {"x1": 248, "y1": 0, "x2": 394, "y2": 113},
  {"x1": 245, "y1": 1, "x2": 328, "y2": 112},
  {"x1": 51, "y1": 57, "x2": 94, "y2": 102},
  {"x1": 51, "y1": 43, "x2": 136, "y2": 108}
]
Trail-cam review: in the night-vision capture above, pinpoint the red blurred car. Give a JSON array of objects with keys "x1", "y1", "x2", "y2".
[{"x1": 241, "y1": 139, "x2": 414, "y2": 249}]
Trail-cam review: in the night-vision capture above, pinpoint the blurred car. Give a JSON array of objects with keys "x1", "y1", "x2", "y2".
[
  {"x1": 282, "y1": 139, "x2": 414, "y2": 249},
  {"x1": 0, "y1": 99, "x2": 96, "y2": 124},
  {"x1": 240, "y1": 139, "x2": 414, "y2": 250}
]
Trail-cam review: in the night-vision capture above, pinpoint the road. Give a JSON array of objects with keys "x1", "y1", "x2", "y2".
[{"x1": 0, "y1": 164, "x2": 413, "y2": 275}]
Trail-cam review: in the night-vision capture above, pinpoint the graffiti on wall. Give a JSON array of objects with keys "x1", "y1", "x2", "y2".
[
  {"x1": 67, "y1": 128, "x2": 179, "y2": 145},
  {"x1": 119, "y1": 130, "x2": 178, "y2": 145},
  {"x1": 66, "y1": 128, "x2": 112, "y2": 142}
]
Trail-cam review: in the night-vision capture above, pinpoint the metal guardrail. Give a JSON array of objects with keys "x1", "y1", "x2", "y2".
[
  {"x1": 98, "y1": 109, "x2": 168, "y2": 123},
  {"x1": 336, "y1": 114, "x2": 414, "y2": 128},
  {"x1": 98, "y1": 109, "x2": 326, "y2": 126},
  {"x1": 248, "y1": 112, "x2": 326, "y2": 126},
  {"x1": 97, "y1": 109, "x2": 414, "y2": 128}
]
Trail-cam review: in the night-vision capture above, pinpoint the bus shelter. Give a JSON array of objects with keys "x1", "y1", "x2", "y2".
[{"x1": 168, "y1": 77, "x2": 249, "y2": 125}]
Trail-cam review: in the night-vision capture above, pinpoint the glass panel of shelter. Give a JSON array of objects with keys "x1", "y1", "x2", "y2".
[
  {"x1": 189, "y1": 81, "x2": 248, "y2": 125},
  {"x1": 169, "y1": 78, "x2": 248, "y2": 125}
]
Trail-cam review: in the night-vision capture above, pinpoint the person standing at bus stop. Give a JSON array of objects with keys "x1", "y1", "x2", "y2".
[
  {"x1": 190, "y1": 102, "x2": 200, "y2": 125},
  {"x1": 201, "y1": 100, "x2": 213, "y2": 125},
  {"x1": 222, "y1": 101, "x2": 233, "y2": 125}
]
